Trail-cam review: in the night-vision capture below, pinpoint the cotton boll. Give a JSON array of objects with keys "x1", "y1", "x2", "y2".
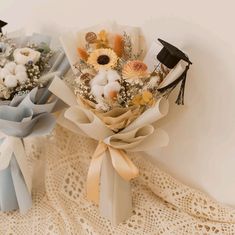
[
  {"x1": 107, "y1": 69, "x2": 120, "y2": 83},
  {"x1": 15, "y1": 64, "x2": 26, "y2": 74},
  {"x1": 4, "y1": 75, "x2": 18, "y2": 88},
  {"x1": 103, "y1": 81, "x2": 121, "y2": 99},
  {"x1": 13, "y1": 48, "x2": 41, "y2": 65},
  {"x1": 0, "y1": 68, "x2": 10, "y2": 81},
  {"x1": 16, "y1": 72, "x2": 28, "y2": 84},
  {"x1": 4, "y1": 62, "x2": 16, "y2": 73},
  {"x1": 90, "y1": 69, "x2": 107, "y2": 86},
  {"x1": 91, "y1": 84, "x2": 104, "y2": 98}
]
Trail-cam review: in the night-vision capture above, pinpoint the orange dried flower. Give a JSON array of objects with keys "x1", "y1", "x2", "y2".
[
  {"x1": 122, "y1": 60, "x2": 149, "y2": 80},
  {"x1": 108, "y1": 90, "x2": 118, "y2": 100},
  {"x1": 77, "y1": 47, "x2": 89, "y2": 61},
  {"x1": 113, "y1": 34, "x2": 124, "y2": 57}
]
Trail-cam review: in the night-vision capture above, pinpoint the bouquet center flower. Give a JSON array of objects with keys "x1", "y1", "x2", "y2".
[{"x1": 97, "y1": 55, "x2": 110, "y2": 65}]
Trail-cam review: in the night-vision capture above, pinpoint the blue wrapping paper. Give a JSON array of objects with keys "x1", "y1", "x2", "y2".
[{"x1": 0, "y1": 88, "x2": 57, "y2": 213}]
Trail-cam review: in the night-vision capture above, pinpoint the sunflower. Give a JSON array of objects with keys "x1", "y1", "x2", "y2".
[{"x1": 87, "y1": 48, "x2": 118, "y2": 71}]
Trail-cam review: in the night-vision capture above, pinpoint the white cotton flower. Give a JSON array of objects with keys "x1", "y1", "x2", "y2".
[
  {"x1": 0, "y1": 62, "x2": 28, "y2": 88},
  {"x1": 90, "y1": 69, "x2": 107, "y2": 87},
  {"x1": 4, "y1": 61, "x2": 16, "y2": 73},
  {"x1": 107, "y1": 69, "x2": 121, "y2": 83},
  {"x1": 103, "y1": 81, "x2": 121, "y2": 99},
  {"x1": 13, "y1": 47, "x2": 41, "y2": 65},
  {"x1": 15, "y1": 73, "x2": 28, "y2": 84},
  {"x1": 0, "y1": 68, "x2": 10, "y2": 82},
  {"x1": 91, "y1": 84, "x2": 105, "y2": 98},
  {"x1": 15, "y1": 64, "x2": 27, "y2": 74},
  {"x1": 4, "y1": 75, "x2": 18, "y2": 88},
  {"x1": 90, "y1": 69, "x2": 121, "y2": 100}
]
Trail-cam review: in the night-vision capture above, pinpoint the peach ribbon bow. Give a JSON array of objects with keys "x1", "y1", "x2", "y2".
[{"x1": 87, "y1": 141, "x2": 139, "y2": 204}]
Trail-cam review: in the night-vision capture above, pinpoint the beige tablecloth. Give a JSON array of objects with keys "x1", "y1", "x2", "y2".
[{"x1": 0, "y1": 125, "x2": 235, "y2": 235}]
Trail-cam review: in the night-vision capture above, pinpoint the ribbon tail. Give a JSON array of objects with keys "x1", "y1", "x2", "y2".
[
  {"x1": 87, "y1": 142, "x2": 107, "y2": 204},
  {"x1": 10, "y1": 155, "x2": 32, "y2": 213},
  {"x1": 0, "y1": 164, "x2": 18, "y2": 211},
  {"x1": 108, "y1": 147, "x2": 139, "y2": 181},
  {"x1": 0, "y1": 137, "x2": 32, "y2": 213},
  {"x1": 0, "y1": 138, "x2": 15, "y2": 170},
  {"x1": 13, "y1": 138, "x2": 32, "y2": 194}
]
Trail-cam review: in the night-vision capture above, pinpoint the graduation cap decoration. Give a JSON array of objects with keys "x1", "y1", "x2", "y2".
[
  {"x1": 157, "y1": 38, "x2": 192, "y2": 105},
  {"x1": 0, "y1": 20, "x2": 7, "y2": 33}
]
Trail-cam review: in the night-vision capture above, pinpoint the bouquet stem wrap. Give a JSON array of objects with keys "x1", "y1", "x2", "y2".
[
  {"x1": 0, "y1": 136, "x2": 32, "y2": 212},
  {"x1": 0, "y1": 88, "x2": 57, "y2": 213},
  {"x1": 49, "y1": 77, "x2": 169, "y2": 224},
  {"x1": 87, "y1": 140, "x2": 139, "y2": 203}
]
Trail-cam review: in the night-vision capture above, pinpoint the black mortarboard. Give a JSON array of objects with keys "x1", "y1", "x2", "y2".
[
  {"x1": 0, "y1": 20, "x2": 7, "y2": 33},
  {"x1": 157, "y1": 38, "x2": 192, "y2": 69},
  {"x1": 157, "y1": 38, "x2": 192, "y2": 105}
]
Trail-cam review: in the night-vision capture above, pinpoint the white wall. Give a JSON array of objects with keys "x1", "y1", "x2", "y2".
[{"x1": 1, "y1": 0, "x2": 235, "y2": 206}]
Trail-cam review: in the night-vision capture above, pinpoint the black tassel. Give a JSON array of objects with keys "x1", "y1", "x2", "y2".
[
  {"x1": 175, "y1": 73, "x2": 186, "y2": 105},
  {"x1": 158, "y1": 64, "x2": 190, "y2": 105}
]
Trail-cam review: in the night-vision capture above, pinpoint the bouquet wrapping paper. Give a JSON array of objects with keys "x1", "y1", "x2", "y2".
[
  {"x1": 49, "y1": 76, "x2": 169, "y2": 224},
  {"x1": 0, "y1": 88, "x2": 56, "y2": 213},
  {"x1": 0, "y1": 30, "x2": 70, "y2": 213},
  {"x1": 49, "y1": 21, "x2": 190, "y2": 224}
]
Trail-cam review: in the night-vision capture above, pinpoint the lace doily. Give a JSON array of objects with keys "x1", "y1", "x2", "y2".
[{"x1": 0, "y1": 125, "x2": 235, "y2": 235}]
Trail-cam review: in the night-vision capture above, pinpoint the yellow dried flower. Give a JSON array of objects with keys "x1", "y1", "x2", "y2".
[
  {"x1": 87, "y1": 48, "x2": 118, "y2": 71},
  {"x1": 132, "y1": 90, "x2": 154, "y2": 106},
  {"x1": 98, "y1": 30, "x2": 108, "y2": 42},
  {"x1": 96, "y1": 30, "x2": 109, "y2": 48}
]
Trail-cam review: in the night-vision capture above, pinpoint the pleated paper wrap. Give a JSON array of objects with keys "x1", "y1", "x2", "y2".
[
  {"x1": 51, "y1": 22, "x2": 188, "y2": 224},
  {"x1": 49, "y1": 76, "x2": 169, "y2": 224},
  {"x1": 0, "y1": 32, "x2": 70, "y2": 213},
  {"x1": 0, "y1": 88, "x2": 56, "y2": 213}
]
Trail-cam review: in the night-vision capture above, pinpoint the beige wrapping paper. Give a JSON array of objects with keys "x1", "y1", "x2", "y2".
[
  {"x1": 49, "y1": 76, "x2": 169, "y2": 224},
  {"x1": 99, "y1": 150, "x2": 132, "y2": 225},
  {"x1": 51, "y1": 21, "x2": 172, "y2": 224}
]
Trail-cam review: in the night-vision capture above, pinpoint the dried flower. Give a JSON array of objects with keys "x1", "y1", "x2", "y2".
[
  {"x1": 0, "y1": 35, "x2": 53, "y2": 100},
  {"x1": 25, "y1": 62, "x2": 41, "y2": 80},
  {"x1": 13, "y1": 47, "x2": 41, "y2": 65},
  {"x1": 96, "y1": 30, "x2": 109, "y2": 48},
  {"x1": 103, "y1": 82, "x2": 121, "y2": 100},
  {"x1": 122, "y1": 60, "x2": 149, "y2": 81},
  {"x1": 123, "y1": 32, "x2": 133, "y2": 60},
  {"x1": 87, "y1": 48, "x2": 118, "y2": 71},
  {"x1": 0, "y1": 83, "x2": 10, "y2": 99},
  {"x1": 77, "y1": 47, "x2": 89, "y2": 61},
  {"x1": 72, "y1": 30, "x2": 174, "y2": 115},
  {"x1": 90, "y1": 69, "x2": 121, "y2": 101},
  {"x1": 113, "y1": 34, "x2": 124, "y2": 57},
  {"x1": 0, "y1": 62, "x2": 28, "y2": 88},
  {"x1": 132, "y1": 90, "x2": 154, "y2": 106},
  {"x1": 85, "y1": 32, "x2": 97, "y2": 44}
]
